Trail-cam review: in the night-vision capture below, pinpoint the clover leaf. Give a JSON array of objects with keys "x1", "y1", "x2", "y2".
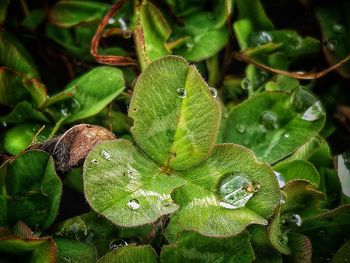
[{"x1": 83, "y1": 56, "x2": 280, "y2": 237}]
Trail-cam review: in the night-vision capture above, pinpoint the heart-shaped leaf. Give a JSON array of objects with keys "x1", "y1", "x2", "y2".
[{"x1": 129, "y1": 56, "x2": 221, "y2": 171}]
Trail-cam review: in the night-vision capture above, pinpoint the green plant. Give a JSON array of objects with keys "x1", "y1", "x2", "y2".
[{"x1": 1, "y1": 0, "x2": 350, "y2": 262}]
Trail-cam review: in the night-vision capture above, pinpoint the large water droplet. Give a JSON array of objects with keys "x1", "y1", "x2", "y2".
[
  {"x1": 218, "y1": 174, "x2": 259, "y2": 209},
  {"x1": 290, "y1": 87, "x2": 316, "y2": 113},
  {"x1": 177, "y1": 88, "x2": 187, "y2": 98},
  {"x1": 236, "y1": 124, "x2": 246, "y2": 134},
  {"x1": 332, "y1": 23, "x2": 345, "y2": 34},
  {"x1": 301, "y1": 101, "x2": 324, "y2": 121},
  {"x1": 241, "y1": 78, "x2": 251, "y2": 91},
  {"x1": 127, "y1": 199, "x2": 140, "y2": 210},
  {"x1": 260, "y1": 111, "x2": 279, "y2": 130},
  {"x1": 209, "y1": 87, "x2": 217, "y2": 98},
  {"x1": 274, "y1": 171, "x2": 285, "y2": 188},
  {"x1": 256, "y1": 31, "x2": 273, "y2": 45},
  {"x1": 109, "y1": 239, "x2": 128, "y2": 250},
  {"x1": 101, "y1": 150, "x2": 111, "y2": 160}
]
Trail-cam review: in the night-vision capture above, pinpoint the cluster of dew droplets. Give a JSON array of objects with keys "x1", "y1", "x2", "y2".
[
  {"x1": 218, "y1": 173, "x2": 260, "y2": 209},
  {"x1": 290, "y1": 87, "x2": 325, "y2": 122}
]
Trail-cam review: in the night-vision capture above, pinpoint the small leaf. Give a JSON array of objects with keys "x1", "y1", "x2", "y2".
[
  {"x1": 55, "y1": 238, "x2": 97, "y2": 263},
  {"x1": 49, "y1": 0, "x2": 110, "y2": 28},
  {"x1": 160, "y1": 231, "x2": 255, "y2": 263},
  {"x1": 223, "y1": 91, "x2": 325, "y2": 164},
  {"x1": 268, "y1": 206, "x2": 291, "y2": 255},
  {"x1": 129, "y1": 56, "x2": 221, "y2": 170},
  {"x1": 0, "y1": 101, "x2": 49, "y2": 124},
  {"x1": 0, "y1": 32, "x2": 39, "y2": 78},
  {"x1": 98, "y1": 244, "x2": 158, "y2": 263},
  {"x1": 0, "y1": 221, "x2": 57, "y2": 262},
  {"x1": 84, "y1": 139, "x2": 186, "y2": 227},
  {"x1": 1, "y1": 150, "x2": 62, "y2": 229},
  {"x1": 274, "y1": 160, "x2": 320, "y2": 187},
  {"x1": 59, "y1": 66, "x2": 125, "y2": 123}
]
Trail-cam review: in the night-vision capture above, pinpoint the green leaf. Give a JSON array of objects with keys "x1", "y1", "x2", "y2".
[
  {"x1": 172, "y1": 12, "x2": 228, "y2": 62},
  {"x1": 98, "y1": 244, "x2": 158, "y2": 263},
  {"x1": 0, "y1": 221, "x2": 57, "y2": 262},
  {"x1": 136, "y1": 1, "x2": 171, "y2": 69},
  {"x1": 267, "y1": 206, "x2": 291, "y2": 255},
  {"x1": 281, "y1": 180, "x2": 324, "y2": 218},
  {"x1": 316, "y1": 1, "x2": 350, "y2": 77},
  {"x1": 22, "y1": 10, "x2": 45, "y2": 31},
  {"x1": 1, "y1": 150, "x2": 62, "y2": 229},
  {"x1": 56, "y1": 212, "x2": 118, "y2": 256},
  {"x1": 4, "y1": 123, "x2": 42, "y2": 155},
  {"x1": 0, "y1": 32, "x2": 39, "y2": 78},
  {"x1": 84, "y1": 139, "x2": 186, "y2": 227},
  {"x1": 60, "y1": 66, "x2": 125, "y2": 123},
  {"x1": 0, "y1": 68, "x2": 30, "y2": 107},
  {"x1": 160, "y1": 231, "x2": 255, "y2": 263},
  {"x1": 333, "y1": 239, "x2": 350, "y2": 263},
  {"x1": 0, "y1": 101, "x2": 49, "y2": 124},
  {"x1": 129, "y1": 56, "x2": 221, "y2": 170},
  {"x1": 274, "y1": 160, "x2": 320, "y2": 187},
  {"x1": 223, "y1": 91, "x2": 326, "y2": 164},
  {"x1": 49, "y1": 0, "x2": 110, "y2": 28},
  {"x1": 55, "y1": 238, "x2": 97, "y2": 263},
  {"x1": 171, "y1": 144, "x2": 279, "y2": 237},
  {"x1": 287, "y1": 233, "x2": 312, "y2": 263}
]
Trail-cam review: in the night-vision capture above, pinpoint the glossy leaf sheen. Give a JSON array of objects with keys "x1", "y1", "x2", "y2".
[
  {"x1": 129, "y1": 56, "x2": 221, "y2": 170},
  {"x1": 98, "y1": 245, "x2": 158, "y2": 263},
  {"x1": 223, "y1": 92, "x2": 325, "y2": 164},
  {"x1": 63, "y1": 66, "x2": 125, "y2": 123}
]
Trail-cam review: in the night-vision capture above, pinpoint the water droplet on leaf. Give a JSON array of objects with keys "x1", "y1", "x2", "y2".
[
  {"x1": 332, "y1": 23, "x2": 345, "y2": 34},
  {"x1": 274, "y1": 171, "x2": 285, "y2": 188},
  {"x1": 282, "y1": 213, "x2": 302, "y2": 227},
  {"x1": 236, "y1": 124, "x2": 246, "y2": 134},
  {"x1": 109, "y1": 239, "x2": 128, "y2": 250},
  {"x1": 218, "y1": 174, "x2": 259, "y2": 209},
  {"x1": 209, "y1": 87, "x2": 217, "y2": 98},
  {"x1": 325, "y1": 38, "x2": 338, "y2": 51},
  {"x1": 101, "y1": 150, "x2": 111, "y2": 160},
  {"x1": 91, "y1": 159, "x2": 98, "y2": 164},
  {"x1": 128, "y1": 199, "x2": 140, "y2": 210},
  {"x1": 177, "y1": 88, "x2": 187, "y2": 98},
  {"x1": 241, "y1": 78, "x2": 251, "y2": 91},
  {"x1": 301, "y1": 101, "x2": 324, "y2": 121},
  {"x1": 284, "y1": 132, "x2": 289, "y2": 138},
  {"x1": 108, "y1": 18, "x2": 116, "y2": 24},
  {"x1": 260, "y1": 111, "x2": 279, "y2": 130}
]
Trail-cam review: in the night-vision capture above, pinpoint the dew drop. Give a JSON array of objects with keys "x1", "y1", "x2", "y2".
[
  {"x1": 260, "y1": 111, "x2": 279, "y2": 130},
  {"x1": 101, "y1": 150, "x2": 111, "y2": 160},
  {"x1": 108, "y1": 18, "x2": 116, "y2": 25},
  {"x1": 177, "y1": 88, "x2": 187, "y2": 98},
  {"x1": 253, "y1": 31, "x2": 273, "y2": 46},
  {"x1": 236, "y1": 124, "x2": 246, "y2": 134},
  {"x1": 284, "y1": 132, "x2": 289, "y2": 138},
  {"x1": 280, "y1": 192, "x2": 286, "y2": 204},
  {"x1": 123, "y1": 31, "x2": 132, "y2": 39},
  {"x1": 91, "y1": 159, "x2": 98, "y2": 164},
  {"x1": 127, "y1": 199, "x2": 140, "y2": 210},
  {"x1": 301, "y1": 101, "x2": 324, "y2": 121},
  {"x1": 186, "y1": 40, "x2": 194, "y2": 49},
  {"x1": 274, "y1": 171, "x2": 285, "y2": 188},
  {"x1": 209, "y1": 87, "x2": 217, "y2": 98},
  {"x1": 282, "y1": 213, "x2": 302, "y2": 227},
  {"x1": 332, "y1": 23, "x2": 345, "y2": 34},
  {"x1": 218, "y1": 173, "x2": 259, "y2": 209},
  {"x1": 118, "y1": 18, "x2": 128, "y2": 31},
  {"x1": 241, "y1": 78, "x2": 251, "y2": 91},
  {"x1": 2, "y1": 121, "x2": 7, "y2": 128},
  {"x1": 325, "y1": 38, "x2": 338, "y2": 52},
  {"x1": 109, "y1": 239, "x2": 128, "y2": 250}
]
